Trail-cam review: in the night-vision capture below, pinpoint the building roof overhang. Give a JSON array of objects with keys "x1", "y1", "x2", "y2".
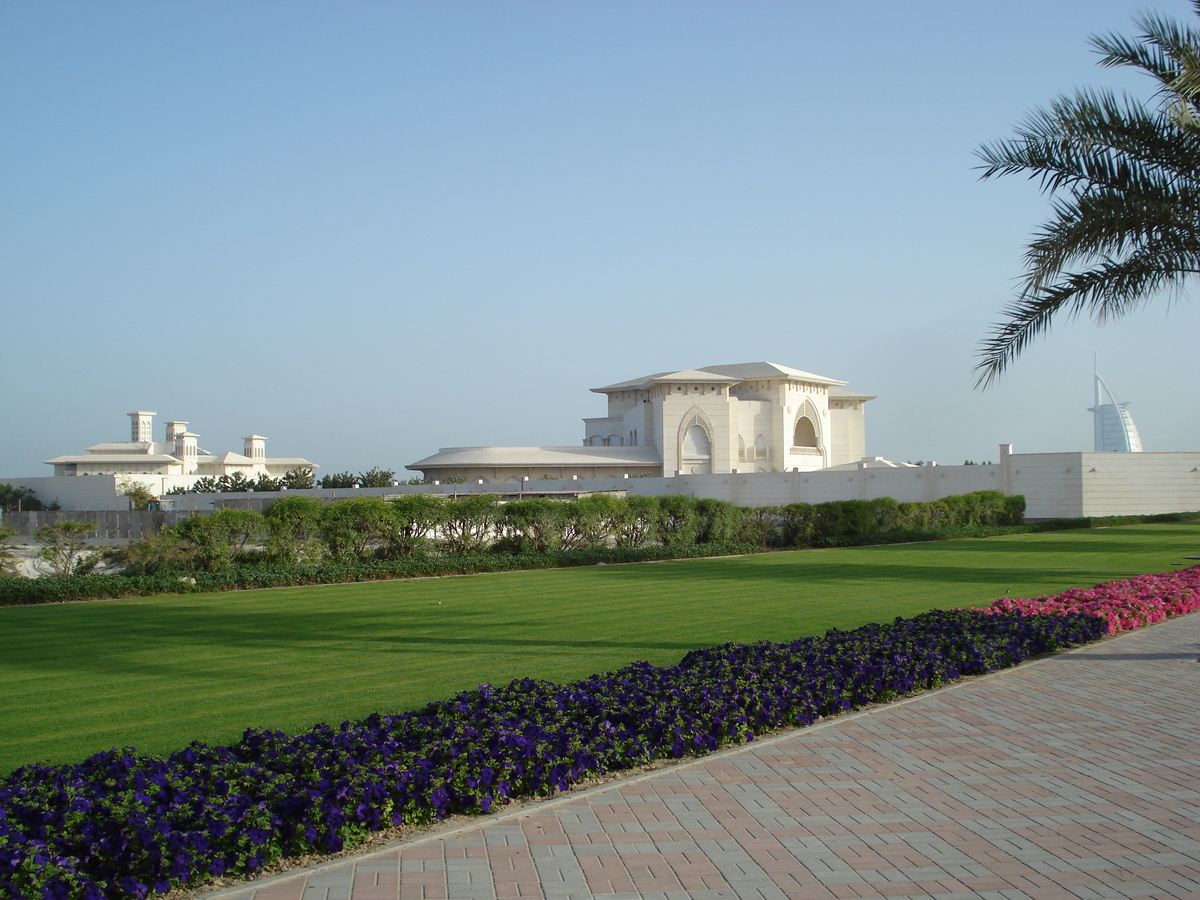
[
  {"x1": 828, "y1": 387, "x2": 876, "y2": 401},
  {"x1": 84, "y1": 441, "x2": 154, "y2": 454},
  {"x1": 408, "y1": 446, "x2": 663, "y2": 471},
  {"x1": 45, "y1": 454, "x2": 181, "y2": 465},
  {"x1": 592, "y1": 361, "x2": 849, "y2": 394},
  {"x1": 700, "y1": 361, "x2": 847, "y2": 386}
]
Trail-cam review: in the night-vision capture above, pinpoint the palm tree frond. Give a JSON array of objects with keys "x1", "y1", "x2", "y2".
[{"x1": 975, "y1": 4, "x2": 1200, "y2": 387}]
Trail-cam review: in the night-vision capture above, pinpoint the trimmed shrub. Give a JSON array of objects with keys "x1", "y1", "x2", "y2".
[
  {"x1": 695, "y1": 499, "x2": 740, "y2": 544},
  {"x1": 613, "y1": 495, "x2": 659, "y2": 548},
  {"x1": 737, "y1": 506, "x2": 783, "y2": 548},
  {"x1": 438, "y1": 494, "x2": 500, "y2": 555},
  {"x1": 657, "y1": 495, "x2": 700, "y2": 547},
  {"x1": 779, "y1": 503, "x2": 817, "y2": 547},
  {"x1": 498, "y1": 499, "x2": 564, "y2": 554}
]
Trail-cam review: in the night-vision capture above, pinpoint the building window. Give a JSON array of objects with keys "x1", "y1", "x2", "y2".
[
  {"x1": 793, "y1": 417, "x2": 818, "y2": 448},
  {"x1": 681, "y1": 422, "x2": 712, "y2": 475}
]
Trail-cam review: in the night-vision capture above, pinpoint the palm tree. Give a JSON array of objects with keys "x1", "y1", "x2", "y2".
[{"x1": 974, "y1": 2, "x2": 1200, "y2": 387}]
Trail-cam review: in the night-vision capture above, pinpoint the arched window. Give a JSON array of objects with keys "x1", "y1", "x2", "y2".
[
  {"x1": 681, "y1": 422, "x2": 712, "y2": 474},
  {"x1": 607, "y1": 434, "x2": 623, "y2": 446},
  {"x1": 683, "y1": 424, "x2": 710, "y2": 457},
  {"x1": 793, "y1": 416, "x2": 817, "y2": 448},
  {"x1": 738, "y1": 434, "x2": 746, "y2": 461},
  {"x1": 755, "y1": 434, "x2": 768, "y2": 460},
  {"x1": 588, "y1": 435, "x2": 604, "y2": 446}
]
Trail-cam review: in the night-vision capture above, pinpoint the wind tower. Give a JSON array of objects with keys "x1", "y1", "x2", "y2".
[{"x1": 1089, "y1": 360, "x2": 1143, "y2": 452}]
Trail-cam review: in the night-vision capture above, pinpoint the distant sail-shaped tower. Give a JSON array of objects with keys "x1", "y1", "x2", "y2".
[{"x1": 1089, "y1": 369, "x2": 1143, "y2": 452}]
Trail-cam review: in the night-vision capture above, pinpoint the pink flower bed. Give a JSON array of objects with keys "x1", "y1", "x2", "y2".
[{"x1": 978, "y1": 565, "x2": 1200, "y2": 634}]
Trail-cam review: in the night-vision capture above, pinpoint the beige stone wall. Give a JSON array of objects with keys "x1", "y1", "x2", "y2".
[
  {"x1": 1079, "y1": 452, "x2": 1200, "y2": 517},
  {"x1": 827, "y1": 399, "x2": 866, "y2": 467},
  {"x1": 1005, "y1": 453, "x2": 1086, "y2": 519},
  {"x1": 147, "y1": 450, "x2": 1200, "y2": 520}
]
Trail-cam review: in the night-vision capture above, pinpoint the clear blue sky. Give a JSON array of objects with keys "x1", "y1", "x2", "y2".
[{"x1": 3, "y1": 0, "x2": 1197, "y2": 477}]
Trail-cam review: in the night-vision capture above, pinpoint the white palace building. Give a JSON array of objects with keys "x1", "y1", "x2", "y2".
[
  {"x1": 44, "y1": 411, "x2": 317, "y2": 482},
  {"x1": 408, "y1": 362, "x2": 874, "y2": 483},
  {"x1": 0, "y1": 411, "x2": 321, "y2": 509}
]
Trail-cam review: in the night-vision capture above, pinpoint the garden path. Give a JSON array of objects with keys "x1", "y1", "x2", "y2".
[{"x1": 203, "y1": 611, "x2": 1200, "y2": 900}]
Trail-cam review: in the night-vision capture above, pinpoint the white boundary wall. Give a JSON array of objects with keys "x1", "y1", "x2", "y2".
[{"x1": 4, "y1": 449, "x2": 1199, "y2": 519}]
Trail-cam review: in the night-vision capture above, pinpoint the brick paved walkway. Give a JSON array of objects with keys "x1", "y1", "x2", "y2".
[{"x1": 205, "y1": 612, "x2": 1200, "y2": 900}]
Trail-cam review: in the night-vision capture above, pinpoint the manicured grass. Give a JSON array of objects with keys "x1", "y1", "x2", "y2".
[{"x1": 2, "y1": 523, "x2": 1197, "y2": 775}]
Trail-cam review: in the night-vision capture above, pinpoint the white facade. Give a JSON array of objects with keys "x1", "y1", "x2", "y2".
[
  {"x1": 43, "y1": 411, "x2": 317, "y2": 487},
  {"x1": 409, "y1": 362, "x2": 873, "y2": 482}
]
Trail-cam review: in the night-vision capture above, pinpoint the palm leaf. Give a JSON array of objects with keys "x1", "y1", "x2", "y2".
[{"x1": 975, "y1": 3, "x2": 1200, "y2": 385}]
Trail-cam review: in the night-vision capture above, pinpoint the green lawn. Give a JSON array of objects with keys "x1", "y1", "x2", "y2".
[{"x1": 3, "y1": 523, "x2": 1198, "y2": 775}]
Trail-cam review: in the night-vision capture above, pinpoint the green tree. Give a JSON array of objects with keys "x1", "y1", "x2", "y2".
[
  {"x1": 737, "y1": 506, "x2": 783, "y2": 548},
  {"x1": 105, "y1": 527, "x2": 192, "y2": 575},
  {"x1": 34, "y1": 520, "x2": 98, "y2": 577},
  {"x1": 695, "y1": 498, "x2": 740, "y2": 544},
  {"x1": 281, "y1": 467, "x2": 315, "y2": 490},
  {"x1": 357, "y1": 467, "x2": 396, "y2": 488},
  {"x1": 211, "y1": 509, "x2": 263, "y2": 556},
  {"x1": 438, "y1": 494, "x2": 499, "y2": 554},
  {"x1": 252, "y1": 473, "x2": 282, "y2": 492},
  {"x1": 319, "y1": 471, "x2": 358, "y2": 489},
  {"x1": 262, "y1": 495, "x2": 324, "y2": 564},
  {"x1": 120, "y1": 480, "x2": 157, "y2": 511},
  {"x1": 175, "y1": 511, "x2": 263, "y2": 571},
  {"x1": 657, "y1": 495, "x2": 700, "y2": 546},
  {"x1": 561, "y1": 494, "x2": 621, "y2": 550},
  {"x1": 613, "y1": 495, "x2": 659, "y2": 548},
  {"x1": 975, "y1": 4, "x2": 1200, "y2": 385},
  {"x1": 0, "y1": 483, "x2": 47, "y2": 512},
  {"x1": 384, "y1": 493, "x2": 445, "y2": 557},
  {"x1": 499, "y1": 498, "x2": 564, "y2": 553},
  {"x1": 779, "y1": 503, "x2": 817, "y2": 547},
  {"x1": 216, "y1": 472, "x2": 254, "y2": 493},
  {"x1": 176, "y1": 515, "x2": 235, "y2": 572},
  {"x1": 319, "y1": 497, "x2": 394, "y2": 561}
]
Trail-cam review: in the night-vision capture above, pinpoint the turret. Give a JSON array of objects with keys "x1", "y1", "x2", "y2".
[
  {"x1": 175, "y1": 432, "x2": 199, "y2": 475},
  {"x1": 243, "y1": 435, "x2": 267, "y2": 461},
  {"x1": 127, "y1": 411, "x2": 156, "y2": 443}
]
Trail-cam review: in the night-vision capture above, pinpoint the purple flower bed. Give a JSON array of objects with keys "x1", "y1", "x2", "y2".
[{"x1": 1, "y1": 609, "x2": 1106, "y2": 900}]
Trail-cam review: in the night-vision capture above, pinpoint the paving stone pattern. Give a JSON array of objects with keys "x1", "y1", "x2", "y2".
[{"x1": 207, "y1": 613, "x2": 1200, "y2": 900}]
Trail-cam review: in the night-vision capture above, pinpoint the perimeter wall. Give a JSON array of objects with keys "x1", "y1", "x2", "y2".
[{"x1": 3, "y1": 448, "x2": 1198, "y2": 523}]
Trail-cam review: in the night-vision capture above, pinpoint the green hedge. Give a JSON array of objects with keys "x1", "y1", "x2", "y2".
[{"x1": 7, "y1": 496, "x2": 1195, "y2": 608}]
